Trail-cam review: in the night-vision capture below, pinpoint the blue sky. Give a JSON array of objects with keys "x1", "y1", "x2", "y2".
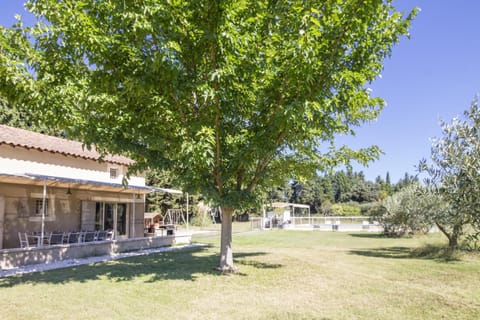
[
  {"x1": 1, "y1": 1, "x2": 479, "y2": 183},
  {"x1": 338, "y1": 0, "x2": 480, "y2": 182}
]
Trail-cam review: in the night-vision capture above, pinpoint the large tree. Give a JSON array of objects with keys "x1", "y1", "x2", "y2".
[{"x1": 0, "y1": 0, "x2": 415, "y2": 271}]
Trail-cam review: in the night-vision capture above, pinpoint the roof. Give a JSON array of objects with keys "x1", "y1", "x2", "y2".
[
  {"x1": 0, "y1": 125, "x2": 133, "y2": 165},
  {"x1": 144, "y1": 212, "x2": 162, "y2": 219}
]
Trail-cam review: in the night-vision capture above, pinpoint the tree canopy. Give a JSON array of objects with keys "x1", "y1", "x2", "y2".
[{"x1": 0, "y1": 0, "x2": 415, "y2": 270}]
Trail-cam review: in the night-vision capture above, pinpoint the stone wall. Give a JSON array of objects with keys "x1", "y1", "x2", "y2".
[{"x1": 0, "y1": 235, "x2": 191, "y2": 270}]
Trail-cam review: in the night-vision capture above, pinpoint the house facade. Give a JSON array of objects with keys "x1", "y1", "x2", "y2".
[{"x1": 0, "y1": 125, "x2": 149, "y2": 249}]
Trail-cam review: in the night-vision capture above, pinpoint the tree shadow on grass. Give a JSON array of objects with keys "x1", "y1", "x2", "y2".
[
  {"x1": 234, "y1": 258, "x2": 282, "y2": 270},
  {"x1": 410, "y1": 244, "x2": 461, "y2": 261},
  {"x1": 350, "y1": 244, "x2": 461, "y2": 262},
  {"x1": 0, "y1": 246, "x2": 274, "y2": 288},
  {"x1": 350, "y1": 247, "x2": 413, "y2": 259},
  {"x1": 348, "y1": 233, "x2": 384, "y2": 239}
]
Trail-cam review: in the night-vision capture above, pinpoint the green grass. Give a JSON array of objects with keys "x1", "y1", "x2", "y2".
[
  {"x1": 181, "y1": 220, "x2": 258, "y2": 234},
  {"x1": 1, "y1": 231, "x2": 479, "y2": 319}
]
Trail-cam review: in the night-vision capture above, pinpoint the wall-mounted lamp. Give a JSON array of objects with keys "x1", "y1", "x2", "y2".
[{"x1": 66, "y1": 186, "x2": 72, "y2": 195}]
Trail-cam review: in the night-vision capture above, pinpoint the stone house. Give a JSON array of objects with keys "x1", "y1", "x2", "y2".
[{"x1": 0, "y1": 125, "x2": 150, "y2": 249}]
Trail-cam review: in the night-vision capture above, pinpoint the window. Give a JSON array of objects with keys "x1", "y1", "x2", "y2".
[
  {"x1": 28, "y1": 194, "x2": 55, "y2": 222},
  {"x1": 34, "y1": 199, "x2": 49, "y2": 216},
  {"x1": 110, "y1": 168, "x2": 118, "y2": 179}
]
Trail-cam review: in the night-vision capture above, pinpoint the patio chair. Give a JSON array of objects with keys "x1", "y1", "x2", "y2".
[
  {"x1": 96, "y1": 230, "x2": 108, "y2": 241},
  {"x1": 67, "y1": 232, "x2": 81, "y2": 244},
  {"x1": 49, "y1": 232, "x2": 65, "y2": 245},
  {"x1": 18, "y1": 232, "x2": 29, "y2": 248},
  {"x1": 43, "y1": 232, "x2": 52, "y2": 246},
  {"x1": 27, "y1": 233, "x2": 40, "y2": 247},
  {"x1": 105, "y1": 230, "x2": 114, "y2": 240},
  {"x1": 83, "y1": 231, "x2": 96, "y2": 242}
]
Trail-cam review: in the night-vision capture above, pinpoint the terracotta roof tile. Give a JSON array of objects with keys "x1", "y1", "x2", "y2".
[{"x1": 0, "y1": 125, "x2": 134, "y2": 165}]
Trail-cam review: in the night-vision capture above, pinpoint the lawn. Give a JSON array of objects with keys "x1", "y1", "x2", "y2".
[{"x1": 1, "y1": 230, "x2": 479, "y2": 319}]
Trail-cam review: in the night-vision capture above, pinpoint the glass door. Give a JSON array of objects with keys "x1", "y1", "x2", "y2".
[
  {"x1": 95, "y1": 202, "x2": 126, "y2": 239},
  {"x1": 116, "y1": 204, "x2": 127, "y2": 237},
  {"x1": 105, "y1": 203, "x2": 115, "y2": 231},
  {"x1": 95, "y1": 203, "x2": 104, "y2": 231}
]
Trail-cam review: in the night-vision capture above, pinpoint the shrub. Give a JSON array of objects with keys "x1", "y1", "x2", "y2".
[
  {"x1": 463, "y1": 232, "x2": 480, "y2": 252},
  {"x1": 359, "y1": 202, "x2": 381, "y2": 216},
  {"x1": 379, "y1": 185, "x2": 432, "y2": 237},
  {"x1": 189, "y1": 215, "x2": 211, "y2": 228},
  {"x1": 331, "y1": 202, "x2": 362, "y2": 216}
]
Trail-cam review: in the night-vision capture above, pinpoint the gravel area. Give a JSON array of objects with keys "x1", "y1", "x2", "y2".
[{"x1": 0, "y1": 243, "x2": 206, "y2": 278}]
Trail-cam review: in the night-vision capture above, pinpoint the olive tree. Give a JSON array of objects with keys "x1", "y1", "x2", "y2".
[
  {"x1": 419, "y1": 99, "x2": 480, "y2": 248},
  {"x1": 0, "y1": 0, "x2": 415, "y2": 271}
]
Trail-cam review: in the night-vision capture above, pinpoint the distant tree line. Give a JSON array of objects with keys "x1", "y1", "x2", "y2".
[
  {"x1": 145, "y1": 164, "x2": 419, "y2": 219},
  {"x1": 265, "y1": 169, "x2": 417, "y2": 215},
  {"x1": 1, "y1": 102, "x2": 60, "y2": 136}
]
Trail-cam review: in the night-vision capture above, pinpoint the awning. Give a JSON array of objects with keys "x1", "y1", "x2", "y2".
[
  {"x1": 270, "y1": 202, "x2": 310, "y2": 209},
  {"x1": 149, "y1": 186, "x2": 183, "y2": 194},
  {"x1": 0, "y1": 173, "x2": 182, "y2": 195}
]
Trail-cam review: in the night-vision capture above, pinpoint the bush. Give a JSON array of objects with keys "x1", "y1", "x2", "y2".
[
  {"x1": 189, "y1": 215, "x2": 211, "y2": 228},
  {"x1": 331, "y1": 202, "x2": 362, "y2": 216},
  {"x1": 320, "y1": 200, "x2": 333, "y2": 216},
  {"x1": 359, "y1": 202, "x2": 382, "y2": 216},
  {"x1": 379, "y1": 185, "x2": 432, "y2": 237},
  {"x1": 463, "y1": 232, "x2": 480, "y2": 252}
]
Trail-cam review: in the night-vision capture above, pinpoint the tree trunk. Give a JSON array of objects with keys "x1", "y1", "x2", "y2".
[
  {"x1": 218, "y1": 207, "x2": 237, "y2": 272},
  {"x1": 436, "y1": 222, "x2": 461, "y2": 249},
  {"x1": 449, "y1": 235, "x2": 458, "y2": 249},
  {"x1": 435, "y1": 222, "x2": 452, "y2": 244},
  {"x1": 449, "y1": 224, "x2": 462, "y2": 249}
]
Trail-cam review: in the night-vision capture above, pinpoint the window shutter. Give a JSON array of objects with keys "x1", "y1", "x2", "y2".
[{"x1": 81, "y1": 201, "x2": 96, "y2": 231}]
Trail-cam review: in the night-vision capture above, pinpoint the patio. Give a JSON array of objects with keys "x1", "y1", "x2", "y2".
[{"x1": 1, "y1": 233, "x2": 191, "y2": 270}]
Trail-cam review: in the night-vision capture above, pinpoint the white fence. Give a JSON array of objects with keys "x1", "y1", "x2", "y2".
[
  {"x1": 292, "y1": 216, "x2": 375, "y2": 225},
  {"x1": 189, "y1": 216, "x2": 382, "y2": 234},
  {"x1": 258, "y1": 216, "x2": 383, "y2": 232},
  {"x1": 250, "y1": 217, "x2": 264, "y2": 231}
]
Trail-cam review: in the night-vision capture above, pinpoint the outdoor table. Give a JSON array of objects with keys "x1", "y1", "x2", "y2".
[{"x1": 157, "y1": 224, "x2": 176, "y2": 236}]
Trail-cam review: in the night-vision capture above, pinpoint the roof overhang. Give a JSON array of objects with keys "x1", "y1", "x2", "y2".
[
  {"x1": 270, "y1": 202, "x2": 310, "y2": 209},
  {"x1": 149, "y1": 186, "x2": 183, "y2": 194},
  {"x1": 0, "y1": 173, "x2": 182, "y2": 195}
]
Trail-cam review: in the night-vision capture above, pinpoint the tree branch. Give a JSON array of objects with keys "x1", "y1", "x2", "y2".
[
  {"x1": 246, "y1": 130, "x2": 286, "y2": 192},
  {"x1": 236, "y1": 163, "x2": 244, "y2": 191},
  {"x1": 435, "y1": 222, "x2": 452, "y2": 243},
  {"x1": 210, "y1": 5, "x2": 223, "y2": 195},
  {"x1": 215, "y1": 105, "x2": 223, "y2": 193}
]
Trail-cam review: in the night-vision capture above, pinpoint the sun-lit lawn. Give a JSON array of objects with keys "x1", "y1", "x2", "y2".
[{"x1": 1, "y1": 230, "x2": 479, "y2": 320}]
